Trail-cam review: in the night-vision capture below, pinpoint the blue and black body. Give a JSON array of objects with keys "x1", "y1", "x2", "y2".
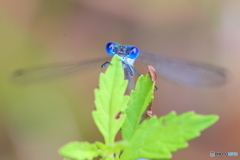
[{"x1": 104, "y1": 42, "x2": 141, "y2": 80}]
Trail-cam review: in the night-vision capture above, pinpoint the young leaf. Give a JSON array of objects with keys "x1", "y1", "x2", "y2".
[
  {"x1": 120, "y1": 111, "x2": 219, "y2": 160},
  {"x1": 95, "y1": 140, "x2": 129, "y2": 156},
  {"x1": 122, "y1": 74, "x2": 155, "y2": 141},
  {"x1": 59, "y1": 141, "x2": 100, "y2": 160},
  {"x1": 92, "y1": 55, "x2": 129, "y2": 145}
]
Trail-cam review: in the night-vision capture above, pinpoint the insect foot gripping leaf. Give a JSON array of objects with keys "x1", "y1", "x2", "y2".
[
  {"x1": 120, "y1": 111, "x2": 219, "y2": 160},
  {"x1": 93, "y1": 55, "x2": 129, "y2": 145}
]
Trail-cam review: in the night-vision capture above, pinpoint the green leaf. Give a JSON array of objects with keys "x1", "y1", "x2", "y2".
[
  {"x1": 120, "y1": 111, "x2": 219, "y2": 160},
  {"x1": 92, "y1": 55, "x2": 129, "y2": 145},
  {"x1": 59, "y1": 141, "x2": 100, "y2": 160},
  {"x1": 122, "y1": 74, "x2": 154, "y2": 140},
  {"x1": 95, "y1": 140, "x2": 129, "y2": 156},
  {"x1": 59, "y1": 140, "x2": 129, "y2": 160}
]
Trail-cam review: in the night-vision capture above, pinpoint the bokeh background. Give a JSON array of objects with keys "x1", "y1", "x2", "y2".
[{"x1": 0, "y1": 0, "x2": 239, "y2": 160}]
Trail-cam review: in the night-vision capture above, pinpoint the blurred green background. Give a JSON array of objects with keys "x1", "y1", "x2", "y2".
[{"x1": 0, "y1": 0, "x2": 239, "y2": 160}]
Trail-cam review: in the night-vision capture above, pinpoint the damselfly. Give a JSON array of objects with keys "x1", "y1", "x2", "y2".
[{"x1": 12, "y1": 42, "x2": 228, "y2": 87}]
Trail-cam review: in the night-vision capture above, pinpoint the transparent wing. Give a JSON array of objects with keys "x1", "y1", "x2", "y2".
[
  {"x1": 11, "y1": 56, "x2": 110, "y2": 84},
  {"x1": 137, "y1": 51, "x2": 228, "y2": 87}
]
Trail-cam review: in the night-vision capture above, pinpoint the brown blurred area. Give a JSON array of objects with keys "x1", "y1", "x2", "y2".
[{"x1": 0, "y1": 0, "x2": 239, "y2": 160}]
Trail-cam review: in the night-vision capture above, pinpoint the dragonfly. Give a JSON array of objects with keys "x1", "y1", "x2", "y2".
[{"x1": 11, "y1": 42, "x2": 228, "y2": 87}]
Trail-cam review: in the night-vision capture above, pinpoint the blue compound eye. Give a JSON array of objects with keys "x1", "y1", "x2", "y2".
[
  {"x1": 128, "y1": 46, "x2": 139, "y2": 59},
  {"x1": 106, "y1": 42, "x2": 117, "y2": 55}
]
